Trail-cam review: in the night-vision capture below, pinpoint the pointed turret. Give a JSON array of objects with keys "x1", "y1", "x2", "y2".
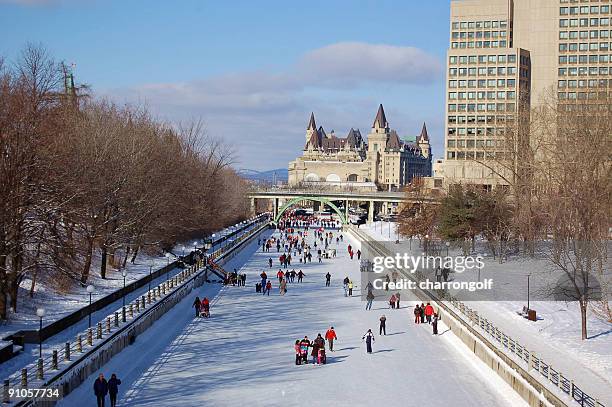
[
  {"x1": 417, "y1": 122, "x2": 431, "y2": 159},
  {"x1": 307, "y1": 112, "x2": 316, "y2": 130},
  {"x1": 372, "y1": 104, "x2": 388, "y2": 129},
  {"x1": 418, "y1": 122, "x2": 429, "y2": 142}
]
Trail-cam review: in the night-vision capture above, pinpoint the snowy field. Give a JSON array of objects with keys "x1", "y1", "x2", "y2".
[
  {"x1": 59, "y1": 227, "x2": 525, "y2": 407},
  {"x1": 362, "y1": 221, "x2": 612, "y2": 404}
]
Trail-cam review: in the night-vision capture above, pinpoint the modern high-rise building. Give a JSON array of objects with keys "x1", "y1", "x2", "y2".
[{"x1": 438, "y1": 0, "x2": 612, "y2": 188}]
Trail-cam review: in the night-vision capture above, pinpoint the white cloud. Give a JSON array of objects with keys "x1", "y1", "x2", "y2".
[
  {"x1": 105, "y1": 42, "x2": 443, "y2": 169},
  {"x1": 298, "y1": 42, "x2": 441, "y2": 87}
]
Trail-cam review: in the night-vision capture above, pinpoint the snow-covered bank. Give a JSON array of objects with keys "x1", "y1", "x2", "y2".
[{"x1": 360, "y1": 222, "x2": 612, "y2": 405}]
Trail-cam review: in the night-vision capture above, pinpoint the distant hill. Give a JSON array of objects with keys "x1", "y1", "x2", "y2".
[{"x1": 238, "y1": 168, "x2": 288, "y2": 183}]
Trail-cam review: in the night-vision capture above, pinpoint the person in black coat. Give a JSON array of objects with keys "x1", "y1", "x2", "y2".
[
  {"x1": 108, "y1": 374, "x2": 121, "y2": 407},
  {"x1": 93, "y1": 373, "x2": 108, "y2": 407},
  {"x1": 193, "y1": 296, "x2": 201, "y2": 317}
]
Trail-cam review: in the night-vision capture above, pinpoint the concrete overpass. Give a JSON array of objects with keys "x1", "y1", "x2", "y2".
[{"x1": 247, "y1": 188, "x2": 438, "y2": 224}]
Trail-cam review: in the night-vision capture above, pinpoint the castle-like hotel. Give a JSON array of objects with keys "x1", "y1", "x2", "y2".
[{"x1": 288, "y1": 104, "x2": 432, "y2": 190}]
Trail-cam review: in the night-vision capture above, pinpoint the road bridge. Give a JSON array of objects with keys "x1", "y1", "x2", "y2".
[{"x1": 247, "y1": 189, "x2": 438, "y2": 224}]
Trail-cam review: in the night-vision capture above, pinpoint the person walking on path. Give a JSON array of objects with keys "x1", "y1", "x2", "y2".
[
  {"x1": 312, "y1": 334, "x2": 325, "y2": 364},
  {"x1": 395, "y1": 293, "x2": 401, "y2": 309},
  {"x1": 325, "y1": 272, "x2": 331, "y2": 287},
  {"x1": 277, "y1": 269, "x2": 284, "y2": 283},
  {"x1": 299, "y1": 336, "x2": 311, "y2": 364},
  {"x1": 424, "y1": 302, "x2": 434, "y2": 324},
  {"x1": 260, "y1": 271, "x2": 268, "y2": 289},
  {"x1": 325, "y1": 327, "x2": 337, "y2": 351},
  {"x1": 193, "y1": 296, "x2": 201, "y2": 317},
  {"x1": 108, "y1": 374, "x2": 121, "y2": 407},
  {"x1": 432, "y1": 313, "x2": 439, "y2": 335},
  {"x1": 297, "y1": 270, "x2": 305, "y2": 283},
  {"x1": 93, "y1": 373, "x2": 108, "y2": 407},
  {"x1": 294, "y1": 340, "x2": 302, "y2": 365},
  {"x1": 414, "y1": 304, "x2": 421, "y2": 324},
  {"x1": 362, "y1": 329, "x2": 375, "y2": 354},
  {"x1": 200, "y1": 297, "x2": 210, "y2": 318},
  {"x1": 366, "y1": 290, "x2": 375, "y2": 310},
  {"x1": 389, "y1": 294, "x2": 396, "y2": 309},
  {"x1": 343, "y1": 277, "x2": 349, "y2": 297},
  {"x1": 268, "y1": 258, "x2": 273, "y2": 268},
  {"x1": 420, "y1": 303, "x2": 426, "y2": 324},
  {"x1": 357, "y1": 249, "x2": 361, "y2": 260},
  {"x1": 348, "y1": 280, "x2": 354, "y2": 296},
  {"x1": 379, "y1": 315, "x2": 387, "y2": 335},
  {"x1": 264, "y1": 281, "x2": 272, "y2": 296},
  {"x1": 280, "y1": 278, "x2": 287, "y2": 295}
]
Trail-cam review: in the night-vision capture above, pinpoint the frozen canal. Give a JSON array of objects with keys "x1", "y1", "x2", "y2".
[{"x1": 59, "y1": 228, "x2": 525, "y2": 407}]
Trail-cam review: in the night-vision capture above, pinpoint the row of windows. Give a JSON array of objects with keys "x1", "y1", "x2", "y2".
[
  {"x1": 448, "y1": 140, "x2": 502, "y2": 148},
  {"x1": 448, "y1": 103, "x2": 517, "y2": 113},
  {"x1": 558, "y1": 78, "x2": 610, "y2": 86},
  {"x1": 449, "y1": 67, "x2": 518, "y2": 76},
  {"x1": 448, "y1": 128, "x2": 507, "y2": 137},
  {"x1": 559, "y1": 17, "x2": 611, "y2": 26},
  {"x1": 558, "y1": 91, "x2": 610, "y2": 99},
  {"x1": 451, "y1": 20, "x2": 508, "y2": 30},
  {"x1": 558, "y1": 66, "x2": 611, "y2": 75},
  {"x1": 560, "y1": 30, "x2": 612, "y2": 39},
  {"x1": 448, "y1": 115, "x2": 515, "y2": 125},
  {"x1": 449, "y1": 91, "x2": 516, "y2": 100},
  {"x1": 446, "y1": 151, "x2": 506, "y2": 160},
  {"x1": 451, "y1": 40, "x2": 508, "y2": 49},
  {"x1": 449, "y1": 54, "x2": 517, "y2": 64},
  {"x1": 560, "y1": 5, "x2": 611, "y2": 14},
  {"x1": 559, "y1": 41, "x2": 612, "y2": 50},
  {"x1": 449, "y1": 79, "x2": 518, "y2": 88},
  {"x1": 560, "y1": 0, "x2": 612, "y2": 3},
  {"x1": 452, "y1": 31, "x2": 507, "y2": 40},
  {"x1": 559, "y1": 54, "x2": 612, "y2": 63}
]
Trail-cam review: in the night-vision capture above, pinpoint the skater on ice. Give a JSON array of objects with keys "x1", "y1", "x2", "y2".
[{"x1": 362, "y1": 329, "x2": 375, "y2": 354}]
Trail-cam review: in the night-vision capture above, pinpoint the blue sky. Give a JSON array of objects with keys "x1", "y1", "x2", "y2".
[{"x1": 1, "y1": 0, "x2": 451, "y2": 170}]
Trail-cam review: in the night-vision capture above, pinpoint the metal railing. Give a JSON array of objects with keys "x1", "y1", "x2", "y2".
[
  {"x1": 3, "y1": 218, "x2": 271, "y2": 406},
  {"x1": 350, "y1": 226, "x2": 606, "y2": 407}
]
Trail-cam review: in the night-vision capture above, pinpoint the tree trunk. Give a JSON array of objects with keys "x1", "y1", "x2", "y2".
[
  {"x1": 80, "y1": 237, "x2": 95, "y2": 284},
  {"x1": 130, "y1": 246, "x2": 139, "y2": 264},
  {"x1": 100, "y1": 245, "x2": 107, "y2": 279},
  {"x1": 580, "y1": 300, "x2": 588, "y2": 340},
  {"x1": 122, "y1": 246, "x2": 130, "y2": 268}
]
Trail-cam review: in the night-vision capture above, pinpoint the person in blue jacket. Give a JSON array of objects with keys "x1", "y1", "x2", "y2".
[
  {"x1": 93, "y1": 373, "x2": 108, "y2": 407},
  {"x1": 108, "y1": 373, "x2": 122, "y2": 407}
]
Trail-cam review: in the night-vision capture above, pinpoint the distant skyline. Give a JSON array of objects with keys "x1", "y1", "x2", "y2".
[{"x1": 0, "y1": 0, "x2": 451, "y2": 170}]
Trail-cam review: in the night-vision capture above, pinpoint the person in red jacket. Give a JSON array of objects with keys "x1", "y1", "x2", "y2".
[
  {"x1": 424, "y1": 302, "x2": 435, "y2": 324},
  {"x1": 325, "y1": 327, "x2": 338, "y2": 351},
  {"x1": 201, "y1": 297, "x2": 210, "y2": 318},
  {"x1": 277, "y1": 269, "x2": 284, "y2": 283},
  {"x1": 265, "y1": 281, "x2": 272, "y2": 296}
]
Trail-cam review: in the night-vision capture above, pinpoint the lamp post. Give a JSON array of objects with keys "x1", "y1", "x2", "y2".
[
  {"x1": 36, "y1": 308, "x2": 45, "y2": 359},
  {"x1": 165, "y1": 252, "x2": 171, "y2": 282},
  {"x1": 476, "y1": 254, "x2": 482, "y2": 282},
  {"x1": 424, "y1": 234, "x2": 429, "y2": 257},
  {"x1": 181, "y1": 245, "x2": 186, "y2": 257},
  {"x1": 211, "y1": 233, "x2": 216, "y2": 251},
  {"x1": 122, "y1": 270, "x2": 127, "y2": 307},
  {"x1": 527, "y1": 274, "x2": 531, "y2": 310},
  {"x1": 446, "y1": 241, "x2": 450, "y2": 257},
  {"x1": 86, "y1": 285, "x2": 94, "y2": 328},
  {"x1": 148, "y1": 259, "x2": 153, "y2": 292}
]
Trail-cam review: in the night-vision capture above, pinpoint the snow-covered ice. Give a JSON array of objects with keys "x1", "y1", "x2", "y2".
[{"x1": 58, "y1": 227, "x2": 525, "y2": 407}]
